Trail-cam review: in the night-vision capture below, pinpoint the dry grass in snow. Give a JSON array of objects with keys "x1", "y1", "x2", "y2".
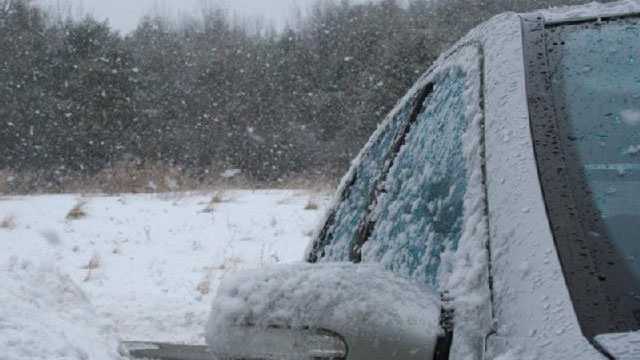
[
  {"x1": 66, "y1": 200, "x2": 88, "y2": 220},
  {"x1": 1, "y1": 215, "x2": 16, "y2": 229}
]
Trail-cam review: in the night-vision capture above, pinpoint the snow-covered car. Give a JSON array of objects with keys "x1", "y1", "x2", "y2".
[
  {"x1": 302, "y1": 3, "x2": 640, "y2": 357},
  {"x1": 302, "y1": 4, "x2": 640, "y2": 358},
  {"x1": 122, "y1": 1, "x2": 640, "y2": 360}
]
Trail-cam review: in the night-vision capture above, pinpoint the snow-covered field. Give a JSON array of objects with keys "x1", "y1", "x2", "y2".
[{"x1": 0, "y1": 190, "x2": 330, "y2": 358}]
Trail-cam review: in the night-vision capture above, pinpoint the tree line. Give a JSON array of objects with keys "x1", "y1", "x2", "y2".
[{"x1": 0, "y1": 0, "x2": 594, "y2": 192}]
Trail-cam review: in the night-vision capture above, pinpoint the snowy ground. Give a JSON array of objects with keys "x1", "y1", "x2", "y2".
[{"x1": 0, "y1": 190, "x2": 330, "y2": 357}]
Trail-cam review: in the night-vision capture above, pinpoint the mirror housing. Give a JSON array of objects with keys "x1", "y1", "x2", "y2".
[
  {"x1": 206, "y1": 263, "x2": 442, "y2": 360},
  {"x1": 211, "y1": 326, "x2": 347, "y2": 359}
]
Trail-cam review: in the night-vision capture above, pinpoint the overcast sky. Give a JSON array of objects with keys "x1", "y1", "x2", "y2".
[{"x1": 35, "y1": 0, "x2": 324, "y2": 33}]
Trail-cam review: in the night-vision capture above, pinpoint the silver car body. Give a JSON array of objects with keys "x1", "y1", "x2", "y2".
[{"x1": 308, "y1": 1, "x2": 640, "y2": 359}]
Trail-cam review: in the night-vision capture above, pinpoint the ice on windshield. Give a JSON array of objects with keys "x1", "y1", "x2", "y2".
[
  {"x1": 315, "y1": 93, "x2": 417, "y2": 262},
  {"x1": 361, "y1": 68, "x2": 468, "y2": 288}
]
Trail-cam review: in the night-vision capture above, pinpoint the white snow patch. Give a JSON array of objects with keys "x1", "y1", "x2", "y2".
[
  {"x1": 624, "y1": 144, "x2": 640, "y2": 155},
  {"x1": 221, "y1": 168, "x2": 242, "y2": 178},
  {"x1": 0, "y1": 191, "x2": 330, "y2": 347},
  {"x1": 621, "y1": 109, "x2": 640, "y2": 126},
  {"x1": 0, "y1": 259, "x2": 122, "y2": 360}
]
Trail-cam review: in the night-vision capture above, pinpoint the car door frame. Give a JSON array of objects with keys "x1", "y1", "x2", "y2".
[
  {"x1": 519, "y1": 11, "x2": 640, "y2": 358},
  {"x1": 481, "y1": 11, "x2": 632, "y2": 360}
]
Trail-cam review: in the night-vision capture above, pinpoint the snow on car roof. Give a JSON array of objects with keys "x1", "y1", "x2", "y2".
[
  {"x1": 439, "y1": 0, "x2": 640, "y2": 60},
  {"x1": 537, "y1": 0, "x2": 640, "y2": 24}
]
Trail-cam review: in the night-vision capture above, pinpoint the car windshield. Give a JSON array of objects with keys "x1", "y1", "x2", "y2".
[{"x1": 537, "y1": 16, "x2": 640, "y2": 336}]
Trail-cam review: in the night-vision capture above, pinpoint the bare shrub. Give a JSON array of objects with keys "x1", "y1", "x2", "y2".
[
  {"x1": 66, "y1": 201, "x2": 87, "y2": 220},
  {"x1": 90, "y1": 161, "x2": 189, "y2": 193},
  {"x1": 304, "y1": 199, "x2": 319, "y2": 210},
  {"x1": 82, "y1": 254, "x2": 101, "y2": 270},
  {"x1": 76, "y1": 161, "x2": 247, "y2": 193},
  {"x1": 210, "y1": 191, "x2": 225, "y2": 204},
  {"x1": 0, "y1": 162, "x2": 337, "y2": 195},
  {"x1": 196, "y1": 279, "x2": 210, "y2": 295},
  {"x1": 82, "y1": 254, "x2": 101, "y2": 282},
  {"x1": 202, "y1": 191, "x2": 228, "y2": 212},
  {"x1": 0, "y1": 169, "x2": 17, "y2": 194},
  {"x1": 1, "y1": 215, "x2": 16, "y2": 230},
  {"x1": 267, "y1": 170, "x2": 338, "y2": 192}
]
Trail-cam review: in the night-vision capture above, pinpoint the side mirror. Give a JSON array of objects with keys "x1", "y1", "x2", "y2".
[{"x1": 206, "y1": 263, "x2": 442, "y2": 360}]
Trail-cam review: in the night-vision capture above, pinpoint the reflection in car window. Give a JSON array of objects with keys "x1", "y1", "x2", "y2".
[
  {"x1": 361, "y1": 69, "x2": 468, "y2": 288},
  {"x1": 548, "y1": 19, "x2": 640, "y2": 278},
  {"x1": 313, "y1": 92, "x2": 419, "y2": 261},
  {"x1": 536, "y1": 16, "x2": 640, "y2": 335}
]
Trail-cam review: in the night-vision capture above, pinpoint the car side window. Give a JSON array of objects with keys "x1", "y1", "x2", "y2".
[
  {"x1": 310, "y1": 89, "x2": 426, "y2": 262},
  {"x1": 360, "y1": 68, "x2": 472, "y2": 288},
  {"x1": 524, "y1": 15, "x2": 640, "y2": 336}
]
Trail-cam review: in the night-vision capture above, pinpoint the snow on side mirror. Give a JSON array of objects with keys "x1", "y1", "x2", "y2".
[{"x1": 206, "y1": 262, "x2": 441, "y2": 360}]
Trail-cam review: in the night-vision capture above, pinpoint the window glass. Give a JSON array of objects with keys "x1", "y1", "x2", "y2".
[
  {"x1": 361, "y1": 69, "x2": 468, "y2": 288},
  {"x1": 315, "y1": 92, "x2": 419, "y2": 261},
  {"x1": 529, "y1": 16, "x2": 640, "y2": 336},
  {"x1": 547, "y1": 19, "x2": 640, "y2": 280}
]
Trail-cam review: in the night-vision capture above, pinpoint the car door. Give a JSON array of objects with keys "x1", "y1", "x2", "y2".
[{"x1": 307, "y1": 45, "x2": 492, "y2": 360}]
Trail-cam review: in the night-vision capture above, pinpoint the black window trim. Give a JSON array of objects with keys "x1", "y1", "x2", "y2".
[{"x1": 521, "y1": 13, "x2": 640, "y2": 346}]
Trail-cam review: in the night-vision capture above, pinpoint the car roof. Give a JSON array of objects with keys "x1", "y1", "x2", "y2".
[
  {"x1": 533, "y1": 0, "x2": 640, "y2": 25},
  {"x1": 424, "y1": 0, "x2": 640, "y2": 78}
]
